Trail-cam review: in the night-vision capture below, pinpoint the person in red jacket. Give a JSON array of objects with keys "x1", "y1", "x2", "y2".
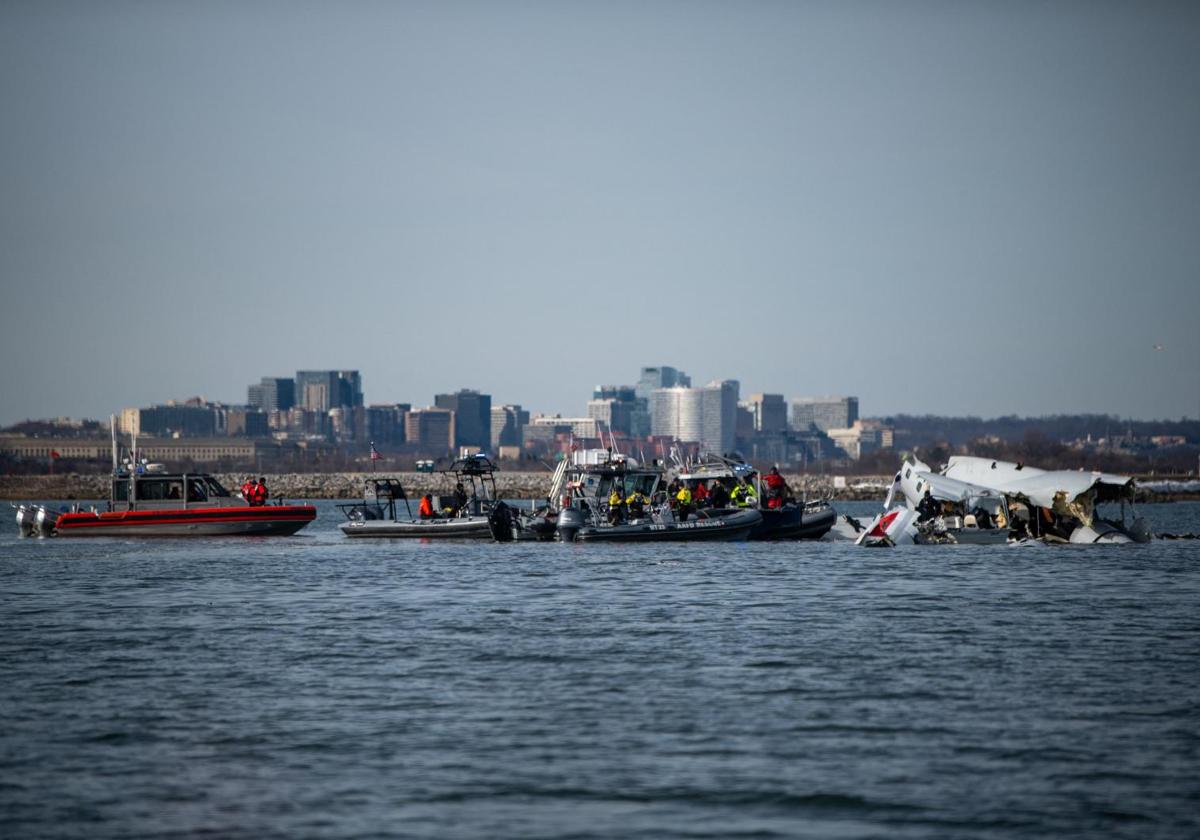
[
  {"x1": 764, "y1": 466, "x2": 789, "y2": 510},
  {"x1": 248, "y1": 477, "x2": 269, "y2": 507},
  {"x1": 418, "y1": 494, "x2": 435, "y2": 519},
  {"x1": 693, "y1": 480, "x2": 709, "y2": 508},
  {"x1": 241, "y1": 477, "x2": 255, "y2": 503}
]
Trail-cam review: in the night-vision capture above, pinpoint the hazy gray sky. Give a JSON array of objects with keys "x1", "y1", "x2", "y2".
[{"x1": 2, "y1": 1, "x2": 1198, "y2": 425}]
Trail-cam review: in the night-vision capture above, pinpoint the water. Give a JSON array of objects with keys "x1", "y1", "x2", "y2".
[{"x1": 2, "y1": 501, "x2": 1199, "y2": 839}]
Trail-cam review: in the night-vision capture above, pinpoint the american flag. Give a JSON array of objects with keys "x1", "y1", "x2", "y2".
[{"x1": 370, "y1": 442, "x2": 381, "y2": 461}]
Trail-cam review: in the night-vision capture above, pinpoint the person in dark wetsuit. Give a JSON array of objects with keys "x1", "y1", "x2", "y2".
[{"x1": 917, "y1": 489, "x2": 939, "y2": 522}]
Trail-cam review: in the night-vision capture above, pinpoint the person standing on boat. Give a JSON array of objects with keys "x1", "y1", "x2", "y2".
[
  {"x1": 248, "y1": 477, "x2": 269, "y2": 507},
  {"x1": 693, "y1": 481, "x2": 709, "y2": 508},
  {"x1": 709, "y1": 480, "x2": 731, "y2": 509},
  {"x1": 675, "y1": 483, "x2": 693, "y2": 521},
  {"x1": 607, "y1": 486, "x2": 624, "y2": 525},
  {"x1": 764, "y1": 467, "x2": 789, "y2": 510},
  {"x1": 241, "y1": 477, "x2": 256, "y2": 503},
  {"x1": 419, "y1": 494, "x2": 435, "y2": 520},
  {"x1": 626, "y1": 489, "x2": 648, "y2": 518},
  {"x1": 450, "y1": 482, "x2": 469, "y2": 516}
]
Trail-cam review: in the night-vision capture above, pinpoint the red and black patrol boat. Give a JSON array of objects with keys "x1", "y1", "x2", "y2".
[{"x1": 17, "y1": 466, "x2": 316, "y2": 538}]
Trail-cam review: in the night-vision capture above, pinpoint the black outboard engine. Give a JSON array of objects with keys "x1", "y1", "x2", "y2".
[{"x1": 488, "y1": 501, "x2": 515, "y2": 542}]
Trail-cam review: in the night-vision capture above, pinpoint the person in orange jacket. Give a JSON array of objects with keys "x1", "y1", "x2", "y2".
[{"x1": 418, "y1": 494, "x2": 435, "y2": 520}]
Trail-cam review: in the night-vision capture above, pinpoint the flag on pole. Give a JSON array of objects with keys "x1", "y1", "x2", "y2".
[
  {"x1": 370, "y1": 443, "x2": 381, "y2": 461},
  {"x1": 50, "y1": 450, "x2": 61, "y2": 459}
]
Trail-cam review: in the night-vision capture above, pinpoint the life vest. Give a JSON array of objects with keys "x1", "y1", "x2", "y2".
[
  {"x1": 693, "y1": 483, "x2": 708, "y2": 501},
  {"x1": 676, "y1": 487, "x2": 692, "y2": 505},
  {"x1": 248, "y1": 483, "x2": 268, "y2": 505},
  {"x1": 609, "y1": 491, "x2": 623, "y2": 508},
  {"x1": 419, "y1": 497, "x2": 434, "y2": 517},
  {"x1": 241, "y1": 481, "x2": 254, "y2": 500},
  {"x1": 731, "y1": 485, "x2": 757, "y2": 507}
]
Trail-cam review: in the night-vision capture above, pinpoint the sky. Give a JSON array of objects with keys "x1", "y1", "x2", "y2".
[{"x1": 2, "y1": 0, "x2": 1198, "y2": 426}]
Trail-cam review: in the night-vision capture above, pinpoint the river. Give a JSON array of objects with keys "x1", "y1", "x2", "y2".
[{"x1": 2, "y1": 501, "x2": 1198, "y2": 839}]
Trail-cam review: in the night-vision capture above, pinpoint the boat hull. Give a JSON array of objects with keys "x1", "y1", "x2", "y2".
[
  {"x1": 574, "y1": 509, "x2": 762, "y2": 542},
  {"x1": 751, "y1": 504, "x2": 837, "y2": 540},
  {"x1": 339, "y1": 516, "x2": 493, "y2": 538},
  {"x1": 50, "y1": 505, "x2": 317, "y2": 537}
]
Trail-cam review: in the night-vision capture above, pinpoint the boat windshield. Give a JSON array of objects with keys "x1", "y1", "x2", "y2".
[
  {"x1": 204, "y1": 477, "x2": 231, "y2": 497},
  {"x1": 606, "y1": 473, "x2": 659, "y2": 498}
]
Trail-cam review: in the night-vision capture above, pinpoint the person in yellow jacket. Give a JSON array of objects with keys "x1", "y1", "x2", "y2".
[
  {"x1": 730, "y1": 482, "x2": 758, "y2": 508},
  {"x1": 626, "y1": 490, "x2": 649, "y2": 519},
  {"x1": 675, "y1": 483, "x2": 693, "y2": 521},
  {"x1": 608, "y1": 487, "x2": 625, "y2": 525}
]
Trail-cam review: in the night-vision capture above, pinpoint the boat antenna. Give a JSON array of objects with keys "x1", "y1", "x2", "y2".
[{"x1": 110, "y1": 414, "x2": 118, "y2": 473}]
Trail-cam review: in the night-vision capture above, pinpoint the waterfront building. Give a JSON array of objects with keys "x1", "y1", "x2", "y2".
[
  {"x1": 247, "y1": 377, "x2": 295, "y2": 413},
  {"x1": 790, "y1": 396, "x2": 859, "y2": 432},
  {"x1": 491, "y1": 405, "x2": 529, "y2": 449},
  {"x1": 404, "y1": 407, "x2": 454, "y2": 454},
  {"x1": 435, "y1": 389, "x2": 491, "y2": 450}
]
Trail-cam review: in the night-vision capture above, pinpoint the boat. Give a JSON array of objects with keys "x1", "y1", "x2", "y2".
[
  {"x1": 17, "y1": 466, "x2": 315, "y2": 537},
  {"x1": 672, "y1": 454, "x2": 836, "y2": 540},
  {"x1": 338, "y1": 453, "x2": 502, "y2": 539},
  {"x1": 568, "y1": 505, "x2": 762, "y2": 542},
  {"x1": 544, "y1": 448, "x2": 762, "y2": 542}
]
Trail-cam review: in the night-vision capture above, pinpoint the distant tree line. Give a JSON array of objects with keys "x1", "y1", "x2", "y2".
[{"x1": 883, "y1": 413, "x2": 1200, "y2": 450}]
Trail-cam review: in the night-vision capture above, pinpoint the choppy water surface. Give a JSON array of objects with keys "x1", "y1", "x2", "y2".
[{"x1": 2, "y1": 501, "x2": 1199, "y2": 839}]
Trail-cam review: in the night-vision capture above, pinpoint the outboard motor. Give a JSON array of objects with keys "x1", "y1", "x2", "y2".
[
  {"x1": 15, "y1": 504, "x2": 34, "y2": 538},
  {"x1": 557, "y1": 506, "x2": 587, "y2": 543},
  {"x1": 488, "y1": 501, "x2": 515, "y2": 542},
  {"x1": 34, "y1": 505, "x2": 58, "y2": 538}
]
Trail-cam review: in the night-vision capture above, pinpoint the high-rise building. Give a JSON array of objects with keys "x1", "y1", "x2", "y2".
[
  {"x1": 404, "y1": 408, "x2": 454, "y2": 454},
  {"x1": 744, "y1": 394, "x2": 787, "y2": 433},
  {"x1": 435, "y1": 389, "x2": 492, "y2": 449},
  {"x1": 247, "y1": 377, "x2": 295, "y2": 413},
  {"x1": 590, "y1": 385, "x2": 645, "y2": 436},
  {"x1": 651, "y1": 380, "x2": 737, "y2": 454},
  {"x1": 362, "y1": 404, "x2": 409, "y2": 447},
  {"x1": 637, "y1": 366, "x2": 690, "y2": 430},
  {"x1": 491, "y1": 405, "x2": 529, "y2": 449},
  {"x1": 790, "y1": 396, "x2": 859, "y2": 432},
  {"x1": 295, "y1": 371, "x2": 362, "y2": 412}
]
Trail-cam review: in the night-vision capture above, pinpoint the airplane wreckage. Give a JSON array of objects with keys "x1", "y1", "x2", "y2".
[{"x1": 856, "y1": 455, "x2": 1153, "y2": 546}]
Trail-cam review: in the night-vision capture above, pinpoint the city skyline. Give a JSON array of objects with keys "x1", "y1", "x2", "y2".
[{"x1": 2, "y1": 3, "x2": 1198, "y2": 425}]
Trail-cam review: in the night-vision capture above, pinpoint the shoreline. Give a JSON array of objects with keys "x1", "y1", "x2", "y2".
[
  {"x1": 1, "y1": 471, "x2": 892, "y2": 502},
  {"x1": 3, "y1": 472, "x2": 1195, "y2": 504}
]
